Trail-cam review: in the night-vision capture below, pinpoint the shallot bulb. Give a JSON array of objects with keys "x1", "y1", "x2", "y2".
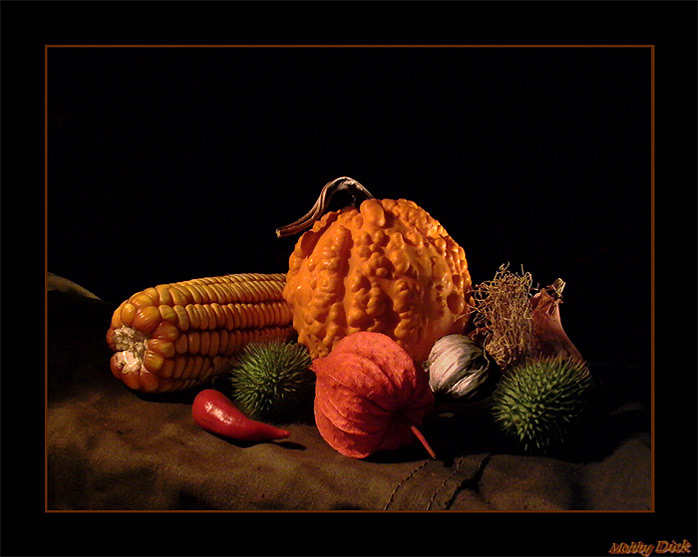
[
  {"x1": 527, "y1": 279, "x2": 584, "y2": 363},
  {"x1": 425, "y1": 334, "x2": 494, "y2": 402}
]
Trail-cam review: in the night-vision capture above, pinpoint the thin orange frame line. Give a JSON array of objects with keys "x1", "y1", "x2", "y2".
[
  {"x1": 649, "y1": 44, "x2": 656, "y2": 513},
  {"x1": 44, "y1": 43, "x2": 656, "y2": 514},
  {"x1": 44, "y1": 43, "x2": 653, "y2": 48},
  {"x1": 44, "y1": 45, "x2": 50, "y2": 513}
]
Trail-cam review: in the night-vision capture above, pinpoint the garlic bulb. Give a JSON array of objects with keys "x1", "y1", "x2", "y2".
[{"x1": 425, "y1": 334, "x2": 493, "y2": 401}]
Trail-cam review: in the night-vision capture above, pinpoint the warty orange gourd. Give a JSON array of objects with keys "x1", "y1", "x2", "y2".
[{"x1": 277, "y1": 177, "x2": 473, "y2": 363}]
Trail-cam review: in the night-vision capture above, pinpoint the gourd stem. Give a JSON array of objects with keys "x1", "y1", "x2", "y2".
[
  {"x1": 410, "y1": 424, "x2": 436, "y2": 459},
  {"x1": 275, "y1": 176, "x2": 375, "y2": 238}
]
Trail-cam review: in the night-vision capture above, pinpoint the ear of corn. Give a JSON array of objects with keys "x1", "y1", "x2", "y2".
[{"x1": 106, "y1": 273, "x2": 296, "y2": 393}]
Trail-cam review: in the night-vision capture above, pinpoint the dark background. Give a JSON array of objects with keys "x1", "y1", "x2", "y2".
[
  {"x1": 1, "y1": 1, "x2": 695, "y2": 556},
  {"x1": 47, "y1": 45, "x2": 650, "y2": 370}
]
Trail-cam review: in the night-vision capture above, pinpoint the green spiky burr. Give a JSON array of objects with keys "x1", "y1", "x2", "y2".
[
  {"x1": 228, "y1": 341, "x2": 314, "y2": 422},
  {"x1": 491, "y1": 356, "x2": 593, "y2": 453}
]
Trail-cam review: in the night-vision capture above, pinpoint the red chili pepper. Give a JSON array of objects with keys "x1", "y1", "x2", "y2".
[{"x1": 192, "y1": 389, "x2": 291, "y2": 442}]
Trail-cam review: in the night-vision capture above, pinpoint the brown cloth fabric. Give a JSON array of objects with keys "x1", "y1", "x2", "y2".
[{"x1": 46, "y1": 290, "x2": 652, "y2": 511}]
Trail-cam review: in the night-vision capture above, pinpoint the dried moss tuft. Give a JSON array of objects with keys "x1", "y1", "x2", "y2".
[{"x1": 471, "y1": 264, "x2": 534, "y2": 370}]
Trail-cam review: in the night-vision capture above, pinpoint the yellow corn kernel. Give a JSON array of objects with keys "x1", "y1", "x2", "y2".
[
  {"x1": 132, "y1": 306, "x2": 161, "y2": 335},
  {"x1": 130, "y1": 292, "x2": 156, "y2": 309},
  {"x1": 147, "y1": 339, "x2": 176, "y2": 358},
  {"x1": 120, "y1": 302, "x2": 137, "y2": 326},
  {"x1": 151, "y1": 321, "x2": 180, "y2": 342},
  {"x1": 157, "y1": 305, "x2": 178, "y2": 326}
]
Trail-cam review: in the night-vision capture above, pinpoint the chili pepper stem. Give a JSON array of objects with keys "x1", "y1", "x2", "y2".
[{"x1": 410, "y1": 424, "x2": 436, "y2": 459}]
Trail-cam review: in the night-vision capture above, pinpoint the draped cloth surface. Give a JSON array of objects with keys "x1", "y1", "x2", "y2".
[{"x1": 46, "y1": 290, "x2": 651, "y2": 511}]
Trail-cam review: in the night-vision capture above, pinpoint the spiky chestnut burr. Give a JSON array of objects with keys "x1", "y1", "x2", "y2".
[
  {"x1": 491, "y1": 356, "x2": 593, "y2": 453},
  {"x1": 228, "y1": 341, "x2": 314, "y2": 422}
]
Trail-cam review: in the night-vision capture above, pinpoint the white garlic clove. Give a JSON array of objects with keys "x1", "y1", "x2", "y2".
[{"x1": 426, "y1": 334, "x2": 493, "y2": 401}]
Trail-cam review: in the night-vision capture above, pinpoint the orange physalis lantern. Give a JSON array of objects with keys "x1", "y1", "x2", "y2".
[{"x1": 311, "y1": 332, "x2": 435, "y2": 459}]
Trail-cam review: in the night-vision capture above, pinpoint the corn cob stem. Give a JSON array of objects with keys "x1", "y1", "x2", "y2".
[{"x1": 106, "y1": 273, "x2": 296, "y2": 393}]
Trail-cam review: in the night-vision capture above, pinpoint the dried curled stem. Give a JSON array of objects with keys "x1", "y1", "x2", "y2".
[{"x1": 275, "y1": 176, "x2": 375, "y2": 238}]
